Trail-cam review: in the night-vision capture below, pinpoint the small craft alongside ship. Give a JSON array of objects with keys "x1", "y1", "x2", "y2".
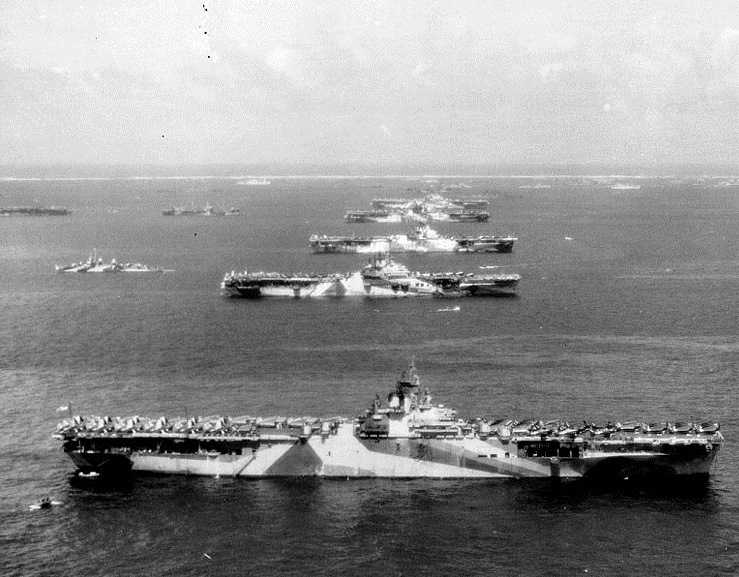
[
  {"x1": 221, "y1": 253, "x2": 520, "y2": 298},
  {"x1": 56, "y1": 253, "x2": 164, "y2": 273},
  {"x1": 162, "y1": 203, "x2": 240, "y2": 216},
  {"x1": 310, "y1": 225, "x2": 516, "y2": 253},
  {"x1": 53, "y1": 362, "x2": 723, "y2": 480},
  {"x1": 1, "y1": 206, "x2": 70, "y2": 216}
]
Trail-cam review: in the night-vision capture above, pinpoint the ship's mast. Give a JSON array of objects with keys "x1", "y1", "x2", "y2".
[{"x1": 392, "y1": 359, "x2": 421, "y2": 414}]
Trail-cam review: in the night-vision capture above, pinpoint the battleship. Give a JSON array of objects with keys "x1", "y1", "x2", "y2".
[
  {"x1": 220, "y1": 253, "x2": 520, "y2": 298},
  {"x1": 53, "y1": 362, "x2": 723, "y2": 479},
  {"x1": 310, "y1": 225, "x2": 516, "y2": 254}
]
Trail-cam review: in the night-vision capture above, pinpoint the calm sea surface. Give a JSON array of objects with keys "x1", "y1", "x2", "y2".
[{"x1": 1, "y1": 175, "x2": 739, "y2": 576}]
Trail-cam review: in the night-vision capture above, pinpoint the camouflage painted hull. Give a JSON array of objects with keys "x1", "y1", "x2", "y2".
[
  {"x1": 56, "y1": 364, "x2": 722, "y2": 481},
  {"x1": 61, "y1": 422, "x2": 720, "y2": 479}
]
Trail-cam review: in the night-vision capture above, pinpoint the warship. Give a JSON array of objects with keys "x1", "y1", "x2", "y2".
[
  {"x1": 56, "y1": 252, "x2": 164, "y2": 273},
  {"x1": 345, "y1": 193, "x2": 492, "y2": 223},
  {"x1": 310, "y1": 225, "x2": 516, "y2": 254},
  {"x1": 220, "y1": 253, "x2": 520, "y2": 298},
  {"x1": 344, "y1": 210, "x2": 403, "y2": 223},
  {"x1": 162, "y1": 203, "x2": 240, "y2": 216},
  {"x1": 344, "y1": 209, "x2": 489, "y2": 223},
  {"x1": 1, "y1": 206, "x2": 70, "y2": 216},
  {"x1": 54, "y1": 363, "x2": 723, "y2": 479}
]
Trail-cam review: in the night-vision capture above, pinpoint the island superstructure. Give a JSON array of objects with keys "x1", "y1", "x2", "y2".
[
  {"x1": 221, "y1": 253, "x2": 520, "y2": 297},
  {"x1": 54, "y1": 362, "x2": 723, "y2": 479},
  {"x1": 310, "y1": 225, "x2": 516, "y2": 254},
  {"x1": 56, "y1": 253, "x2": 164, "y2": 273},
  {"x1": 345, "y1": 193, "x2": 491, "y2": 223}
]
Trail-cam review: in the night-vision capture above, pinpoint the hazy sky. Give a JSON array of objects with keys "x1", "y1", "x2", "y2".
[{"x1": 1, "y1": 0, "x2": 738, "y2": 167}]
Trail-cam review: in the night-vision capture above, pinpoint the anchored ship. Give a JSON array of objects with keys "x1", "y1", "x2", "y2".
[
  {"x1": 220, "y1": 253, "x2": 520, "y2": 298},
  {"x1": 345, "y1": 193, "x2": 491, "y2": 223},
  {"x1": 53, "y1": 363, "x2": 723, "y2": 480},
  {"x1": 162, "y1": 203, "x2": 240, "y2": 216},
  {"x1": 344, "y1": 210, "x2": 403, "y2": 223},
  {"x1": 1, "y1": 206, "x2": 70, "y2": 216},
  {"x1": 344, "y1": 209, "x2": 489, "y2": 223},
  {"x1": 310, "y1": 225, "x2": 515, "y2": 254},
  {"x1": 56, "y1": 253, "x2": 164, "y2": 273},
  {"x1": 372, "y1": 194, "x2": 489, "y2": 212}
]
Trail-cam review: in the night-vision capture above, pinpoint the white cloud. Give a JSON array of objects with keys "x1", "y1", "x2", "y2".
[
  {"x1": 2, "y1": 0, "x2": 739, "y2": 165},
  {"x1": 539, "y1": 62, "x2": 563, "y2": 83},
  {"x1": 711, "y1": 27, "x2": 739, "y2": 85},
  {"x1": 411, "y1": 61, "x2": 428, "y2": 78},
  {"x1": 265, "y1": 45, "x2": 294, "y2": 74}
]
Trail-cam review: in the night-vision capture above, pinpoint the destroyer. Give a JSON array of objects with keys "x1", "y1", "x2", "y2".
[
  {"x1": 221, "y1": 253, "x2": 520, "y2": 297},
  {"x1": 54, "y1": 363, "x2": 722, "y2": 479},
  {"x1": 56, "y1": 253, "x2": 164, "y2": 273},
  {"x1": 310, "y1": 225, "x2": 516, "y2": 254}
]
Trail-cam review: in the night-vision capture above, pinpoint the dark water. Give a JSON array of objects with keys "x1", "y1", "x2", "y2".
[{"x1": 2, "y1": 175, "x2": 739, "y2": 576}]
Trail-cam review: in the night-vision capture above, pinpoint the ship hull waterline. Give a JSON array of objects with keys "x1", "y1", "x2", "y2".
[{"x1": 63, "y1": 424, "x2": 719, "y2": 480}]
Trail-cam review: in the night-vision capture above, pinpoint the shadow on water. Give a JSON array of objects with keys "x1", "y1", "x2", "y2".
[
  {"x1": 513, "y1": 475, "x2": 720, "y2": 509},
  {"x1": 68, "y1": 473, "x2": 135, "y2": 496},
  {"x1": 65, "y1": 472, "x2": 720, "y2": 509}
]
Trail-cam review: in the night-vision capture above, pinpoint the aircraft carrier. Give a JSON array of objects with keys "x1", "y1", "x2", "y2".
[{"x1": 54, "y1": 363, "x2": 722, "y2": 480}]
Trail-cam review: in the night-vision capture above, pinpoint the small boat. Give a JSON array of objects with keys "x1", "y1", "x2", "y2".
[
  {"x1": 240, "y1": 178, "x2": 271, "y2": 186},
  {"x1": 30, "y1": 497, "x2": 61, "y2": 510}
]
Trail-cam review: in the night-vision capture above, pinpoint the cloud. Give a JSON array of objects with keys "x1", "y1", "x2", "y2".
[
  {"x1": 711, "y1": 27, "x2": 739, "y2": 85},
  {"x1": 2, "y1": 0, "x2": 739, "y2": 165},
  {"x1": 539, "y1": 62, "x2": 563, "y2": 83},
  {"x1": 265, "y1": 45, "x2": 295, "y2": 74}
]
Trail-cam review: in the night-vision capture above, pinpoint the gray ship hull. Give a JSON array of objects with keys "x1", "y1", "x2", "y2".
[
  {"x1": 56, "y1": 364, "x2": 722, "y2": 481},
  {"x1": 62, "y1": 423, "x2": 720, "y2": 479}
]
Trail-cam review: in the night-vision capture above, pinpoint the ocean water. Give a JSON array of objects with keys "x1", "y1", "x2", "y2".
[{"x1": 1, "y1": 175, "x2": 739, "y2": 576}]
